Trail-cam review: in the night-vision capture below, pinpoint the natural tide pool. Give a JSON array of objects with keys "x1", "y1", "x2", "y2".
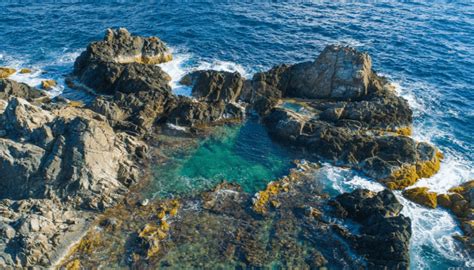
[{"x1": 150, "y1": 117, "x2": 299, "y2": 199}]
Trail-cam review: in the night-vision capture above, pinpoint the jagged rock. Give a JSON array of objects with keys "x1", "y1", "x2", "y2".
[
  {"x1": 0, "y1": 79, "x2": 47, "y2": 101},
  {"x1": 242, "y1": 64, "x2": 290, "y2": 115},
  {"x1": 0, "y1": 139, "x2": 45, "y2": 199},
  {"x1": 181, "y1": 70, "x2": 243, "y2": 103},
  {"x1": 0, "y1": 97, "x2": 55, "y2": 142},
  {"x1": 332, "y1": 189, "x2": 411, "y2": 269},
  {"x1": 91, "y1": 89, "x2": 176, "y2": 134},
  {"x1": 73, "y1": 28, "x2": 172, "y2": 95},
  {"x1": 438, "y1": 180, "x2": 474, "y2": 249},
  {"x1": 286, "y1": 45, "x2": 374, "y2": 100},
  {"x1": 0, "y1": 198, "x2": 91, "y2": 268},
  {"x1": 264, "y1": 107, "x2": 440, "y2": 189},
  {"x1": 0, "y1": 97, "x2": 145, "y2": 209}
]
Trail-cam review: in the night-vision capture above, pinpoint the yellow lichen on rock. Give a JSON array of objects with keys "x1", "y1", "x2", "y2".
[
  {"x1": 41, "y1": 79, "x2": 57, "y2": 90},
  {"x1": 68, "y1": 101, "x2": 84, "y2": 107},
  {"x1": 0, "y1": 67, "x2": 16, "y2": 78},
  {"x1": 402, "y1": 187, "x2": 438, "y2": 208},
  {"x1": 64, "y1": 259, "x2": 81, "y2": 270},
  {"x1": 138, "y1": 223, "x2": 168, "y2": 258},
  {"x1": 252, "y1": 161, "x2": 320, "y2": 214},
  {"x1": 19, "y1": 68, "x2": 31, "y2": 74},
  {"x1": 437, "y1": 180, "x2": 474, "y2": 249},
  {"x1": 395, "y1": 126, "x2": 412, "y2": 136},
  {"x1": 253, "y1": 180, "x2": 289, "y2": 214},
  {"x1": 383, "y1": 150, "x2": 443, "y2": 190},
  {"x1": 71, "y1": 230, "x2": 102, "y2": 254}
]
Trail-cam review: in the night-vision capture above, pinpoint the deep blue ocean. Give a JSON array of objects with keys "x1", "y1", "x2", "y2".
[{"x1": 0, "y1": 2, "x2": 473, "y2": 269}]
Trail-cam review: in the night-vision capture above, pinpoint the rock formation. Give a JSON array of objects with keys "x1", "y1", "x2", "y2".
[
  {"x1": 73, "y1": 28, "x2": 172, "y2": 95},
  {"x1": 237, "y1": 45, "x2": 442, "y2": 189},
  {"x1": 0, "y1": 88, "x2": 146, "y2": 267}
]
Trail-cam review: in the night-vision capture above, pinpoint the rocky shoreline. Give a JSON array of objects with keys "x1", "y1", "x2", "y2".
[{"x1": 0, "y1": 28, "x2": 470, "y2": 268}]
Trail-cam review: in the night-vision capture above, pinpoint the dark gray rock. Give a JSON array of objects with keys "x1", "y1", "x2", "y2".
[
  {"x1": 181, "y1": 70, "x2": 244, "y2": 103},
  {"x1": 332, "y1": 189, "x2": 411, "y2": 269}
]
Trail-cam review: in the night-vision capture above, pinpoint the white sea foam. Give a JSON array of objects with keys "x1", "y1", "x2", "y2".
[
  {"x1": 196, "y1": 59, "x2": 251, "y2": 79},
  {"x1": 158, "y1": 52, "x2": 193, "y2": 96},
  {"x1": 321, "y1": 163, "x2": 472, "y2": 268},
  {"x1": 158, "y1": 48, "x2": 252, "y2": 96},
  {"x1": 397, "y1": 194, "x2": 473, "y2": 268},
  {"x1": 316, "y1": 164, "x2": 385, "y2": 194},
  {"x1": 411, "y1": 154, "x2": 474, "y2": 193}
]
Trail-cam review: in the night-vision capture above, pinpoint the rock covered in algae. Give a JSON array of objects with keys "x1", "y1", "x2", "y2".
[
  {"x1": 439, "y1": 180, "x2": 474, "y2": 249},
  {"x1": 402, "y1": 187, "x2": 438, "y2": 208},
  {"x1": 0, "y1": 67, "x2": 16, "y2": 78}
]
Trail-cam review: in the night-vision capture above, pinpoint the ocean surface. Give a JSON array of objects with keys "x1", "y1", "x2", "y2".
[{"x1": 0, "y1": 2, "x2": 473, "y2": 268}]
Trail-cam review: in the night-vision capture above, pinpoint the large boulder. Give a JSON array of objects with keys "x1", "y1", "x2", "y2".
[
  {"x1": 73, "y1": 28, "x2": 172, "y2": 95},
  {"x1": 91, "y1": 89, "x2": 176, "y2": 134},
  {"x1": 287, "y1": 45, "x2": 374, "y2": 100},
  {"x1": 166, "y1": 97, "x2": 244, "y2": 127}
]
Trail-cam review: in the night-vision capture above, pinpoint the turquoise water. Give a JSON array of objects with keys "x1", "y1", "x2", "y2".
[
  {"x1": 152, "y1": 118, "x2": 297, "y2": 198},
  {"x1": 0, "y1": 2, "x2": 472, "y2": 268}
]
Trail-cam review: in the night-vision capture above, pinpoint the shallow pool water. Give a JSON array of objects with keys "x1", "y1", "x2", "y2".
[{"x1": 151, "y1": 118, "x2": 298, "y2": 198}]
